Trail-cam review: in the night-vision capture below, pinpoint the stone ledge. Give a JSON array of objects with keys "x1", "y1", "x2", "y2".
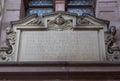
[
  {"x1": 0, "y1": 62, "x2": 119, "y2": 72},
  {"x1": 0, "y1": 62, "x2": 120, "y2": 80}
]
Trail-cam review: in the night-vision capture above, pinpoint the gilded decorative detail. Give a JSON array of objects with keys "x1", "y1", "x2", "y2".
[
  {"x1": 47, "y1": 15, "x2": 73, "y2": 31},
  {"x1": 105, "y1": 26, "x2": 120, "y2": 61}
]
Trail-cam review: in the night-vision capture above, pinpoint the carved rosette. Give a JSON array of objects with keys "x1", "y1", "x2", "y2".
[
  {"x1": 0, "y1": 27, "x2": 16, "y2": 61},
  {"x1": 105, "y1": 26, "x2": 120, "y2": 61}
]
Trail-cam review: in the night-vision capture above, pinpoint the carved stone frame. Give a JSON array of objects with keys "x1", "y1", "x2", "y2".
[{"x1": 0, "y1": 12, "x2": 119, "y2": 62}]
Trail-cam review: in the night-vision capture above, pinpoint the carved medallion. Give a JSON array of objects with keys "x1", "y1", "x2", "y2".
[{"x1": 47, "y1": 14, "x2": 73, "y2": 31}]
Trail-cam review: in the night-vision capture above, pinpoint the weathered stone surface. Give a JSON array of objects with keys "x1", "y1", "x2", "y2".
[
  {"x1": 8, "y1": 13, "x2": 107, "y2": 62},
  {"x1": 19, "y1": 30, "x2": 100, "y2": 61}
]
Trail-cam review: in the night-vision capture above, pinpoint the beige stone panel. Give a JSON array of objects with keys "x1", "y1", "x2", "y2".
[{"x1": 18, "y1": 30, "x2": 100, "y2": 61}]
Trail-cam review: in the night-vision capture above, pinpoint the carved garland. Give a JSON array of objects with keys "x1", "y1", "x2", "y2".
[{"x1": 0, "y1": 27, "x2": 15, "y2": 61}]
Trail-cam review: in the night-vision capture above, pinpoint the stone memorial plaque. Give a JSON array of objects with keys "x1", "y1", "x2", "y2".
[
  {"x1": 18, "y1": 30, "x2": 100, "y2": 61},
  {"x1": 0, "y1": 12, "x2": 107, "y2": 62}
]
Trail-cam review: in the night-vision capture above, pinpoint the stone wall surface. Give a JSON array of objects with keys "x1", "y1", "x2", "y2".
[
  {"x1": 96, "y1": 0, "x2": 120, "y2": 46},
  {"x1": 0, "y1": 0, "x2": 120, "y2": 80},
  {"x1": 0, "y1": 0, "x2": 22, "y2": 45}
]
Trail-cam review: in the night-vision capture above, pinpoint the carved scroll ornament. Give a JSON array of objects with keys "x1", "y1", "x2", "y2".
[
  {"x1": 0, "y1": 27, "x2": 15, "y2": 61},
  {"x1": 105, "y1": 26, "x2": 120, "y2": 61}
]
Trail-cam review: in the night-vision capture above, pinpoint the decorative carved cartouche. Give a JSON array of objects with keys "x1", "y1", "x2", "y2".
[
  {"x1": 47, "y1": 14, "x2": 73, "y2": 31},
  {"x1": 0, "y1": 27, "x2": 15, "y2": 61},
  {"x1": 105, "y1": 26, "x2": 120, "y2": 61}
]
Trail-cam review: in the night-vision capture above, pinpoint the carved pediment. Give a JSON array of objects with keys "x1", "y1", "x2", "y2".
[
  {"x1": 11, "y1": 12, "x2": 109, "y2": 30},
  {"x1": 11, "y1": 14, "x2": 42, "y2": 26},
  {"x1": 77, "y1": 14, "x2": 109, "y2": 26},
  {"x1": 78, "y1": 18, "x2": 94, "y2": 25},
  {"x1": 43, "y1": 12, "x2": 77, "y2": 28}
]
